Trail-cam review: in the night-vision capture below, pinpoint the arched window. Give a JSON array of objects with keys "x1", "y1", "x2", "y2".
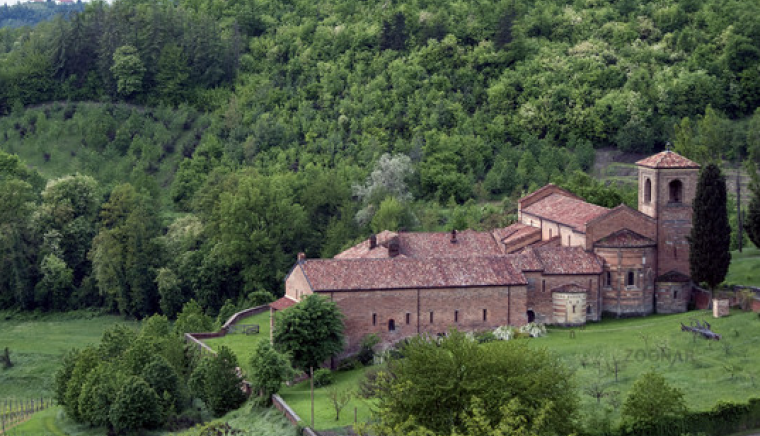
[
  {"x1": 586, "y1": 305, "x2": 592, "y2": 315},
  {"x1": 669, "y1": 180, "x2": 683, "y2": 203},
  {"x1": 527, "y1": 310, "x2": 535, "y2": 323},
  {"x1": 644, "y1": 178, "x2": 652, "y2": 203},
  {"x1": 388, "y1": 319, "x2": 395, "y2": 331},
  {"x1": 627, "y1": 271, "x2": 635, "y2": 287}
]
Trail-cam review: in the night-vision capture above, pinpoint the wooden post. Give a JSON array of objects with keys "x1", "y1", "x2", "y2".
[
  {"x1": 310, "y1": 366, "x2": 314, "y2": 429},
  {"x1": 354, "y1": 406, "x2": 357, "y2": 424}
]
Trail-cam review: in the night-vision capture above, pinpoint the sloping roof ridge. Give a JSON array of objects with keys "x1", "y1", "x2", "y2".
[
  {"x1": 586, "y1": 203, "x2": 655, "y2": 227},
  {"x1": 518, "y1": 183, "x2": 582, "y2": 206},
  {"x1": 635, "y1": 150, "x2": 700, "y2": 169}
]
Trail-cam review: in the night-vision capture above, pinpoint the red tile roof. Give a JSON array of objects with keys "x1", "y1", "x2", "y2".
[
  {"x1": 335, "y1": 230, "x2": 400, "y2": 259},
  {"x1": 635, "y1": 151, "x2": 700, "y2": 169},
  {"x1": 518, "y1": 184, "x2": 582, "y2": 209},
  {"x1": 509, "y1": 249, "x2": 544, "y2": 272},
  {"x1": 398, "y1": 230, "x2": 502, "y2": 258},
  {"x1": 534, "y1": 246, "x2": 603, "y2": 275},
  {"x1": 270, "y1": 297, "x2": 297, "y2": 311},
  {"x1": 521, "y1": 193, "x2": 609, "y2": 232},
  {"x1": 594, "y1": 229, "x2": 656, "y2": 248},
  {"x1": 492, "y1": 223, "x2": 542, "y2": 252},
  {"x1": 300, "y1": 257, "x2": 527, "y2": 291}
]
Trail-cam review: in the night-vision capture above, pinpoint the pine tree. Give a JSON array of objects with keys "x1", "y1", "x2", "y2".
[{"x1": 689, "y1": 164, "x2": 731, "y2": 290}]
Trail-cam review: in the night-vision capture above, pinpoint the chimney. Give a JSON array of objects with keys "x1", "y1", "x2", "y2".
[
  {"x1": 297, "y1": 252, "x2": 306, "y2": 263},
  {"x1": 388, "y1": 238, "x2": 400, "y2": 258},
  {"x1": 451, "y1": 229, "x2": 458, "y2": 244},
  {"x1": 369, "y1": 234, "x2": 377, "y2": 250}
]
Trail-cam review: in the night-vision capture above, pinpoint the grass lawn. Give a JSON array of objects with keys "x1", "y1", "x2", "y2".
[
  {"x1": 727, "y1": 246, "x2": 760, "y2": 287},
  {"x1": 538, "y1": 309, "x2": 760, "y2": 417},
  {"x1": 11, "y1": 404, "x2": 298, "y2": 436},
  {"x1": 202, "y1": 310, "x2": 271, "y2": 376},
  {"x1": 0, "y1": 310, "x2": 138, "y2": 401},
  {"x1": 279, "y1": 367, "x2": 373, "y2": 431}
]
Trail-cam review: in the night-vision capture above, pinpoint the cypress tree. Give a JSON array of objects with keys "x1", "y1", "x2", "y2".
[
  {"x1": 689, "y1": 164, "x2": 731, "y2": 290},
  {"x1": 745, "y1": 168, "x2": 760, "y2": 248}
]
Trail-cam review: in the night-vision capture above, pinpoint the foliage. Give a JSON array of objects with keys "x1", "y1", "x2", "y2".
[
  {"x1": 109, "y1": 375, "x2": 163, "y2": 432},
  {"x1": 356, "y1": 333, "x2": 381, "y2": 366},
  {"x1": 745, "y1": 164, "x2": 760, "y2": 248},
  {"x1": 190, "y1": 345, "x2": 247, "y2": 416},
  {"x1": 273, "y1": 294, "x2": 345, "y2": 372},
  {"x1": 690, "y1": 164, "x2": 732, "y2": 290},
  {"x1": 248, "y1": 341, "x2": 294, "y2": 403},
  {"x1": 174, "y1": 299, "x2": 214, "y2": 336},
  {"x1": 369, "y1": 329, "x2": 578, "y2": 436},
  {"x1": 621, "y1": 371, "x2": 686, "y2": 427},
  {"x1": 326, "y1": 386, "x2": 353, "y2": 421},
  {"x1": 313, "y1": 368, "x2": 334, "y2": 388}
]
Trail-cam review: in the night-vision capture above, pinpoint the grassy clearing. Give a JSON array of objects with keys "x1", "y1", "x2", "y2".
[
  {"x1": 0, "y1": 310, "x2": 138, "y2": 401},
  {"x1": 202, "y1": 310, "x2": 271, "y2": 376},
  {"x1": 11, "y1": 404, "x2": 298, "y2": 436},
  {"x1": 539, "y1": 310, "x2": 760, "y2": 418},
  {"x1": 727, "y1": 247, "x2": 760, "y2": 287},
  {"x1": 279, "y1": 367, "x2": 373, "y2": 431}
]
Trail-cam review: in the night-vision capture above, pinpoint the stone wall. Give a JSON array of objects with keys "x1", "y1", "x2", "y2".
[
  {"x1": 585, "y1": 207, "x2": 657, "y2": 249},
  {"x1": 285, "y1": 264, "x2": 312, "y2": 301},
  {"x1": 655, "y1": 281, "x2": 691, "y2": 314},
  {"x1": 321, "y1": 285, "x2": 527, "y2": 354},
  {"x1": 552, "y1": 292, "x2": 587, "y2": 325},
  {"x1": 595, "y1": 246, "x2": 656, "y2": 317},
  {"x1": 526, "y1": 272, "x2": 601, "y2": 324}
]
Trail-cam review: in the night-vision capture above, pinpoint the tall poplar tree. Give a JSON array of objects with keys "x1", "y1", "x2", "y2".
[{"x1": 689, "y1": 164, "x2": 731, "y2": 290}]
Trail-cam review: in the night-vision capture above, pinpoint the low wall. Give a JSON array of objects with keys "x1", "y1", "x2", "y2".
[
  {"x1": 222, "y1": 305, "x2": 270, "y2": 331},
  {"x1": 272, "y1": 394, "x2": 302, "y2": 426}
]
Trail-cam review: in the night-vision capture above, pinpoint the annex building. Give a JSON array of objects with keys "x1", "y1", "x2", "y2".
[{"x1": 278, "y1": 151, "x2": 701, "y2": 354}]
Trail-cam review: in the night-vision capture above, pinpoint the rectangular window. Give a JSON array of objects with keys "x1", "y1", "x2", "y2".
[
  {"x1": 372, "y1": 313, "x2": 377, "y2": 326},
  {"x1": 430, "y1": 311, "x2": 434, "y2": 324},
  {"x1": 627, "y1": 271, "x2": 635, "y2": 287},
  {"x1": 605, "y1": 271, "x2": 611, "y2": 287},
  {"x1": 406, "y1": 313, "x2": 411, "y2": 325},
  {"x1": 483, "y1": 309, "x2": 487, "y2": 322},
  {"x1": 542, "y1": 280, "x2": 546, "y2": 292},
  {"x1": 454, "y1": 310, "x2": 459, "y2": 323}
]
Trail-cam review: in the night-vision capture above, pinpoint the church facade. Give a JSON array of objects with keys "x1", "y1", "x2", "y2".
[{"x1": 279, "y1": 151, "x2": 700, "y2": 354}]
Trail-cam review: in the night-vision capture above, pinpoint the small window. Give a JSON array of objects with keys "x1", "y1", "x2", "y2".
[
  {"x1": 586, "y1": 305, "x2": 592, "y2": 315},
  {"x1": 572, "y1": 305, "x2": 576, "y2": 314},
  {"x1": 669, "y1": 180, "x2": 683, "y2": 204},
  {"x1": 372, "y1": 313, "x2": 377, "y2": 326},
  {"x1": 454, "y1": 310, "x2": 459, "y2": 323},
  {"x1": 542, "y1": 280, "x2": 546, "y2": 292},
  {"x1": 483, "y1": 309, "x2": 487, "y2": 322},
  {"x1": 674, "y1": 291, "x2": 678, "y2": 299},
  {"x1": 605, "y1": 271, "x2": 611, "y2": 287},
  {"x1": 627, "y1": 271, "x2": 635, "y2": 287},
  {"x1": 430, "y1": 311, "x2": 434, "y2": 324},
  {"x1": 388, "y1": 319, "x2": 395, "y2": 331},
  {"x1": 644, "y1": 178, "x2": 652, "y2": 203},
  {"x1": 567, "y1": 235, "x2": 571, "y2": 245},
  {"x1": 405, "y1": 313, "x2": 411, "y2": 325}
]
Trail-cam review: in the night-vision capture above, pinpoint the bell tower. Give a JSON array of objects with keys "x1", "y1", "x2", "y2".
[{"x1": 636, "y1": 151, "x2": 700, "y2": 278}]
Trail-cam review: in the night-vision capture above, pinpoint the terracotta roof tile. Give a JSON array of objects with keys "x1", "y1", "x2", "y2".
[
  {"x1": 635, "y1": 151, "x2": 700, "y2": 169},
  {"x1": 595, "y1": 229, "x2": 656, "y2": 248},
  {"x1": 492, "y1": 223, "x2": 542, "y2": 252},
  {"x1": 335, "y1": 230, "x2": 399, "y2": 259},
  {"x1": 300, "y1": 257, "x2": 527, "y2": 291},
  {"x1": 509, "y1": 249, "x2": 544, "y2": 272},
  {"x1": 270, "y1": 297, "x2": 297, "y2": 311},
  {"x1": 398, "y1": 231, "x2": 502, "y2": 258},
  {"x1": 518, "y1": 184, "x2": 582, "y2": 209},
  {"x1": 522, "y1": 193, "x2": 609, "y2": 232},
  {"x1": 534, "y1": 246, "x2": 603, "y2": 275}
]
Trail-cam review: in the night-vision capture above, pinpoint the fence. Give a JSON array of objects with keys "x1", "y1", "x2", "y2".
[{"x1": 0, "y1": 398, "x2": 54, "y2": 435}]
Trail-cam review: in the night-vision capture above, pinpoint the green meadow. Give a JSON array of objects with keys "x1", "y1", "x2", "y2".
[
  {"x1": 727, "y1": 247, "x2": 760, "y2": 287},
  {"x1": 202, "y1": 310, "x2": 272, "y2": 377}
]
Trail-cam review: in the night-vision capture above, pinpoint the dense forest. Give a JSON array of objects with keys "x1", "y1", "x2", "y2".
[
  {"x1": 1, "y1": 0, "x2": 759, "y2": 317},
  {"x1": 0, "y1": 1, "x2": 84, "y2": 29}
]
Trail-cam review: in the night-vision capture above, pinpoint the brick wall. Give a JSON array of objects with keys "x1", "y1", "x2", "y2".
[
  {"x1": 323, "y1": 285, "x2": 528, "y2": 354},
  {"x1": 285, "y1": 264, "x2": 312, "y2": 301},
  {"x1": 595, "y1": 246, "x2": 656, "y2": 316},
  {"x1": 526, "y1": 272, "x2": 601, "y2": 324},
  {"x1": 586, "y1": 207, "x2": 657, "y2": 249},
  {"x1": 655, "y1": 281, "x2": 690, "y2": 314}
]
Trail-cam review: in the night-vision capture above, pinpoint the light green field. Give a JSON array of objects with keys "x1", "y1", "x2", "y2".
[
  {"x1": 540, "y1": 309, "x2": 760, "y2": 416},
  {"x1": 10, "y1": 404, "x2": 298, "y2": 436},
  {"x1": 279, "y1": 367, "x2": 373, "y2": 431},
  {"x1": 727, "y1": 247, "x2": 760, "y2": 287},
  {"x1": 202, "y1": 310, "x2": 271, "y2": 377},
  {"x1": 0, "y1": 311, "x2": 138, "y2": 401}
]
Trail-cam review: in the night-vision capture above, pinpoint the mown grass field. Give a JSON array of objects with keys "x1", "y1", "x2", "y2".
[
  {"x1": 0, "y1": 310, "x2": 138, "y2": 401},
  {"x1": 202, "y1": 311, "x2": 271, "y2": 377},
  {"x1": 727, "y1": 247, "x2": 760, "y2": 287}
]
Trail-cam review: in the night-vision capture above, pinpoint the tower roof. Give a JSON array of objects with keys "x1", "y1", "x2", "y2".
[{"x1": 635, "y1": 151, "x2": 700, "y2": 169}]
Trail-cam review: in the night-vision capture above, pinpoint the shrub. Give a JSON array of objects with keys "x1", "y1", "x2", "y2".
[
  {"x1": 493, "y1": 325, "x2": 516, "y2": 341},
  {"x1": 313, "y1": 368, "x2": 334, "y2": 387},
  {"x1": 519, "y1": 322, "x2": 547, "y2": 338},
  {"x1": 474, "y1": 330, "x2": 496, "y2": 344},
  {"x1": 356, "y1": 334, "x2": 380, "y2": 366}
]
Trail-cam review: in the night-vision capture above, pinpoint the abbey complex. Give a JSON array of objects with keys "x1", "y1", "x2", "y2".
[{"x1": 277, "y1": 150, "x2": 701, "y2": 354}]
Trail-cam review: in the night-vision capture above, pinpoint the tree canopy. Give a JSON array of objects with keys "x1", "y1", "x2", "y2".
[{"x1": 689, "y1": 164, "x2": 731, "y2": 290}]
